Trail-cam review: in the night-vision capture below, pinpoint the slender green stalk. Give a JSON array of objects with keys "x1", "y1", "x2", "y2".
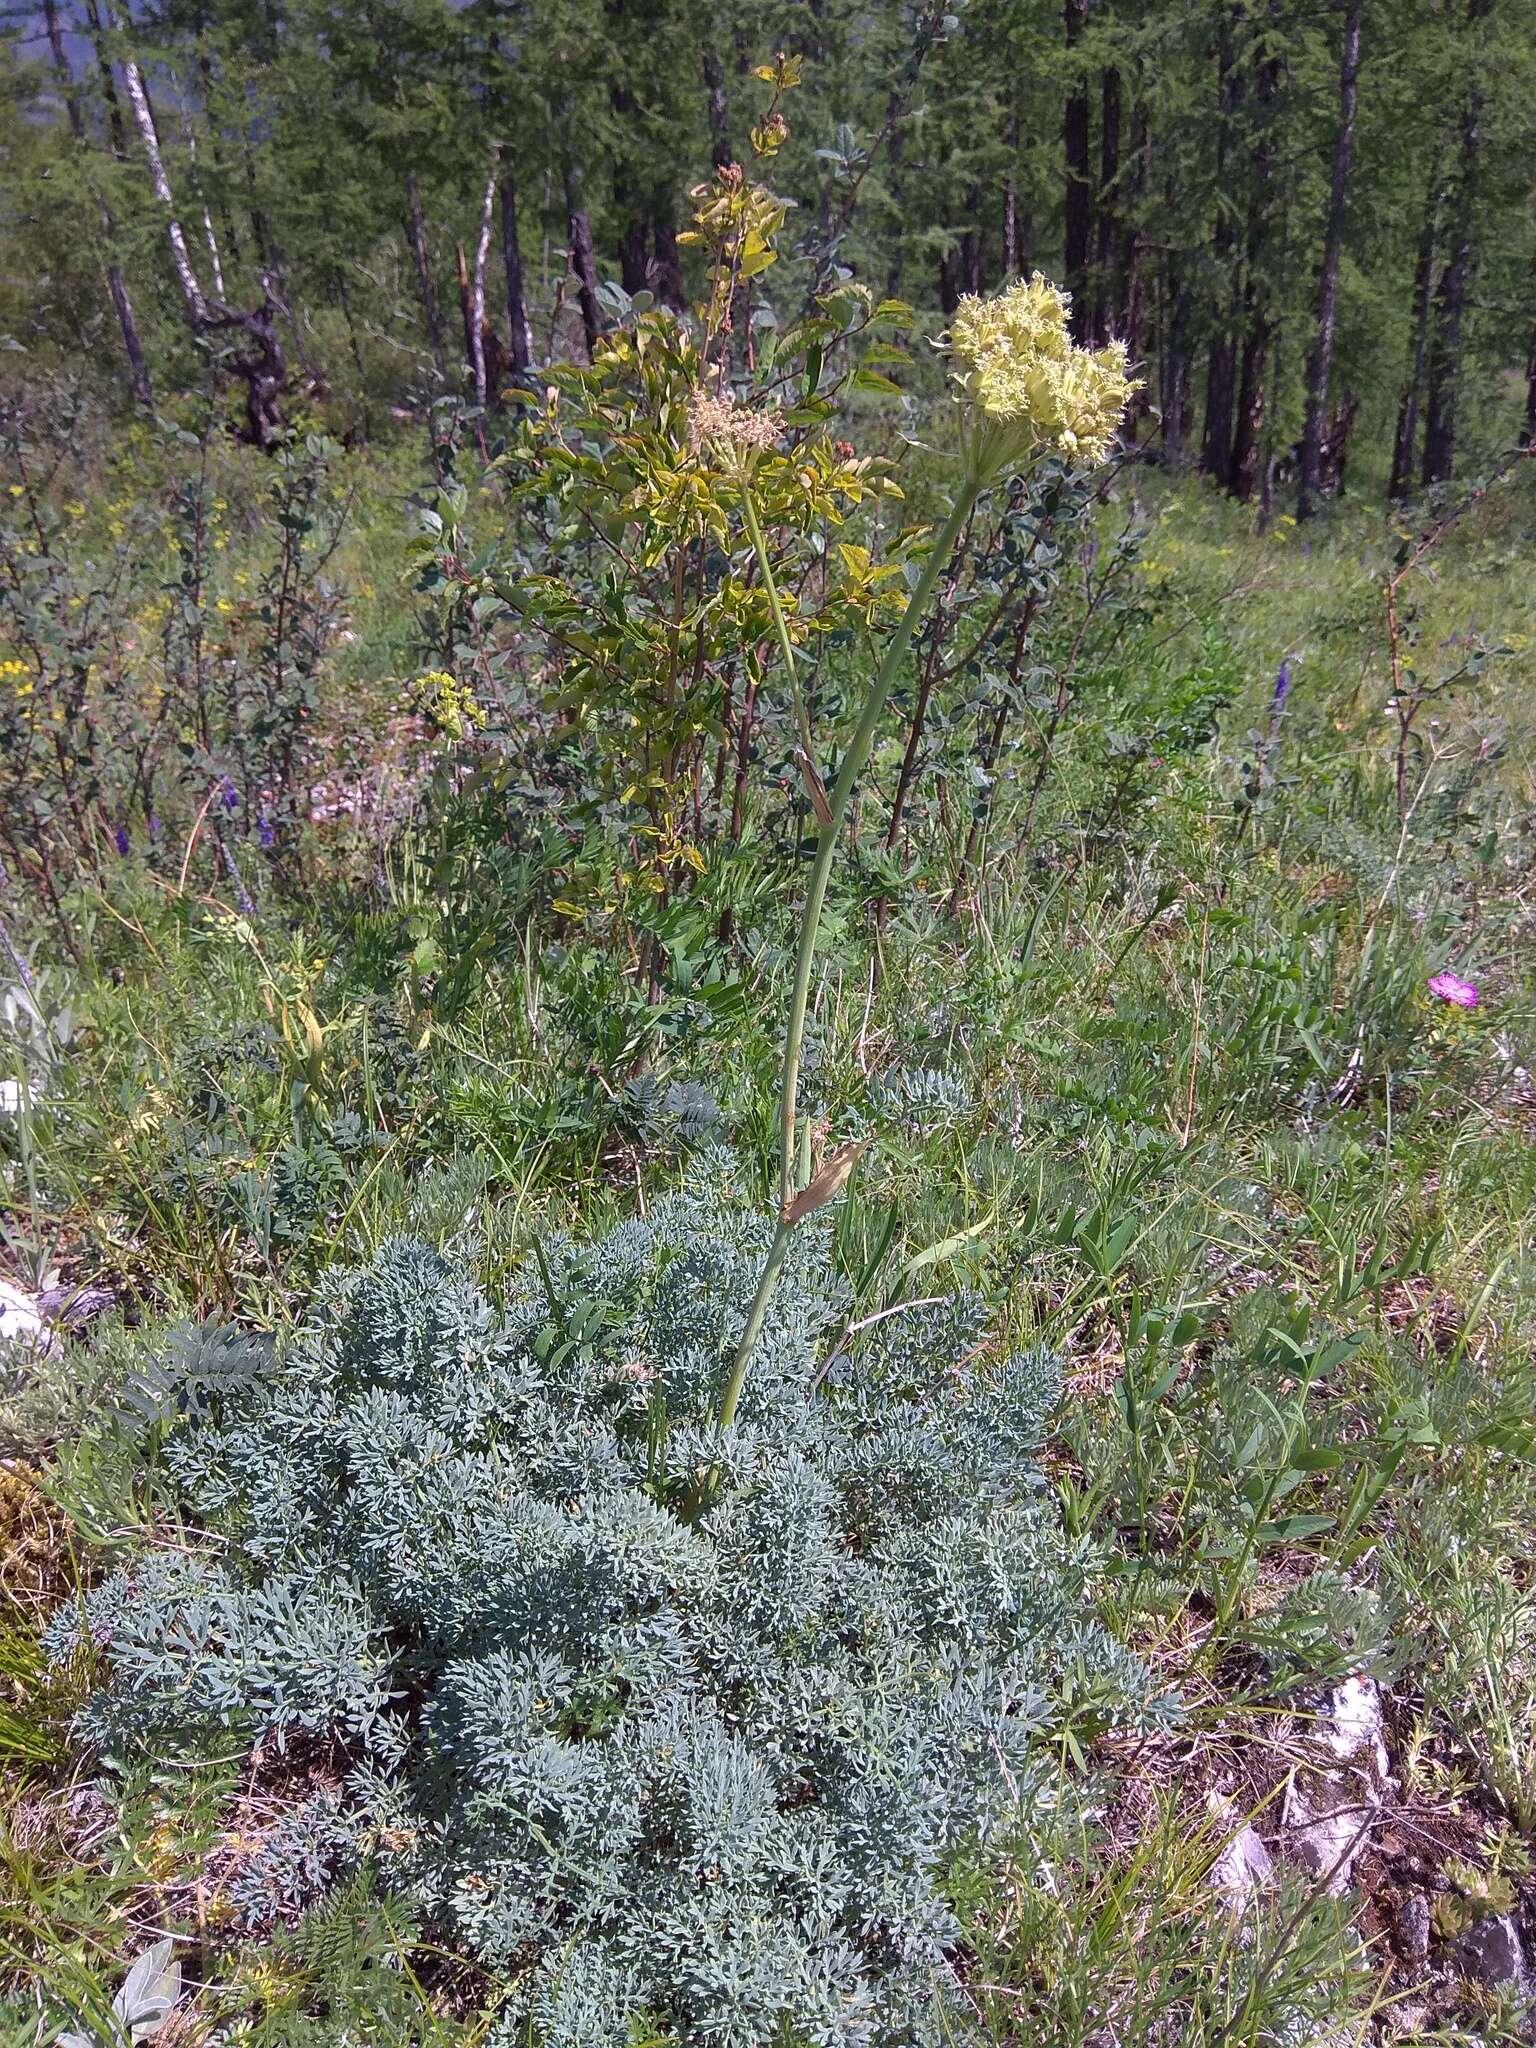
[
  {"x1": 714, "y1": 481, "x2": 981, "y2": 1438},
  {"x1": 769, "y1": 483, "x2": 978, "y2": 1215},
  {"x1": 715, "y1": 1218, "x2": 793, "y2": 1431},
  {"x1": 739, "y1": 482, "x2": 811, "y2": 757}
]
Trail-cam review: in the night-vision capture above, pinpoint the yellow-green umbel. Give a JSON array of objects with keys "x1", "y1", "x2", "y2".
[{"x1": 951, "y1": 273, "x2": 1138, "y2": 484}]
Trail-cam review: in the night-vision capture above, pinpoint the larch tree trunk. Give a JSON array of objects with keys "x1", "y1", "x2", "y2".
[
  {"x1": 500, "y1": 155, "x2": 534, "y2": 380},
  {"x1": 405, "y1": 173, "x2": 447, "y2": 376},
  {"x1": 652, "y1": 214, "x2": 686, "y2": 310},
  {"x1": 1201, "y1": 6, "x2": 1241, "y2": 481},
  {"x1": 938, "y1": 247, "x2": 961, "y2": 316},
  {"x1": 1228, "y1": 23, "x2": 1281, "y2": 501},
  {"x1": 1389, "y1": 169, "x2": 1441, "y2": 499},
  {"x1": 1094, "y1": 63, "x2": 1121, "y2": 342},
  {"x1": 84, "y1": 0, "x2": 127, "y2": 157},
  {"x1": 703, "y1": 47, "x2": 732, "y2": 167},
  {"x1": 564, "y1": 163, "x2": 602, "y2": 363},
  {"x1": 1297, "y1": 0, "x2": 1363, "y2": 519},
  {"x1": 1163, "y1": 254, "x2": 1192, "y2": 467},
  {"x1": 961, "y1": 185, "x2": 984, "y2": 296},
  {"x1": 455, "y1": 242, "x2": 473, "y2": 377},
  {"x1": 1121, "y1": 101, "x2": 1150, "y2": 422},
  {"x1": 1423, "y1": 0, "x2": 1491, "y2": 487},
  {"x1": 1063, "y1": 0, "x2": 1093, "y2": 337}
]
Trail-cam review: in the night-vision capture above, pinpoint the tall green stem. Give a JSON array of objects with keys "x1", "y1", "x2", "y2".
[
  {"x1": 740, "y1": 482, "x2": 811, "y2": 757},
  {"x1": 715, "y1": 480, "x2": 980, "y2": 1436}
]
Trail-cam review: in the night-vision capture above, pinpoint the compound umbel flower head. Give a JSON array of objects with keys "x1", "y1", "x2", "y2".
[{"x1": 950, "y1": 273, "x2": 1138, "y2": 485}]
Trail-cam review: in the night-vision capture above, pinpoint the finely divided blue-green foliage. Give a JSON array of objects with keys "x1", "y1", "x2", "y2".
[{"x1": 52, "y1": 1155, "x2": 1164, "y2": 2047}]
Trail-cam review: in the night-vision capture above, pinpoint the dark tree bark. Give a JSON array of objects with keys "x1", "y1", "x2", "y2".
[
  {"x1": 1093, "y1": 63, "x2": 1122, "y2": 342},
  {"x1": 566, "y1": 199, "x2": 602, "y2": 362},
  {"x1": 405, "y1": 172, "x2": 447, "y2": 376},
  {"x1": 43, "y1": 0, "x2": 152, "y2": 406},
  {"x1": 1230, "y1": 325, "x2": 1267, "y2": 500},
  {"x1": 1421, "y1": 181, "x2": 1473, "y2": 485},
  {"x1": 1522, "y1": 313, "x2": 1536, "y2": 449},
  {"x1": 1389, "y1": 171, "x2": 1441, "y2": 499},
  {"x1": 1423, "y1": 0, "x2": 1492, "y2": 487},
  {"x1": 1201, "y1": 7, "x2": 1242, "y2": 481},
  {"x1": 1121, "y1": 102, "x2": 1150, "y2": 412},
  {"x1": 1163, "y1": 256, "x2": 1192, "y2": 466},
  {"x1": 500, "y1": 158, "x2": 534, "y2": 379},
  {"x1": 83, "y1": 0, "x2": 127, "y2": 157},
  {"x1": 1202, "y1": 329, "x2": 1238, "y2": 480},
  {"x1": 960, "y1": 185, "x2": 984, "y2": 295},
  {"x1": 618, "y1": 219, "x2": 650, "y2": 297},
  {"x1": 1297, "y1": 0, "x2": 1363, "y2": 519},
  {"x1": 938, "y1": 247, "x2": 962, "y2": 316},
  {"x1": 1063, "y1": 0, "x2": 1093, "y2": 336},
  {"x1": 455, "y1": 240, "x2": 477, "y2": 388},
  {"x1": 703, "y1": 47, "x2": 732, "y2": 167},
  {"x1": 215, "y1": 291, "x2": 288, "y2": 450},
  {"x1": 1229, "y1": 21, "x2": 1281, "y2": 500},
  {"x1": 652, "y1": 215, "x2": 686, "y2": 310}
]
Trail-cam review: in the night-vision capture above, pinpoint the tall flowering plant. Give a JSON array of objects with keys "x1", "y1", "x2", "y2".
[{"x1": 696, "y1": 275, "x2": 1137, "y2": 1479}]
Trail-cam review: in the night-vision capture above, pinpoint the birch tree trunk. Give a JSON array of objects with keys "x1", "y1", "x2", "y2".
[
  {"x1": 470, "y1": 169, "x2": 496, "y2": 407},
  {"x1": 119, "y1": 40, "x2": 209, "y2": 324},
  {"x1": 1297, "y1": 0, "x2": 1363, "y2": 519}
]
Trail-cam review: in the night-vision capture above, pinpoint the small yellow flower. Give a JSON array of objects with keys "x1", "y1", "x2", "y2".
[
  {"x1": 413, "y1": 669, "x2": 484, "y2": 740},
  {"x1": 949, "y1": 273, "x2": 1137, "y2": 482}
]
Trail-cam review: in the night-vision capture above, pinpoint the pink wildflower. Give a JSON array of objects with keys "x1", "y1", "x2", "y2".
[{"x1": 1427, "y1": 970, "x2": 1479, "y2": 1010}]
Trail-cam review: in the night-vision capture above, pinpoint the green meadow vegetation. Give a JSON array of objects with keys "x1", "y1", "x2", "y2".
[{"x1": 4, "y1": 10, "x2": 1536, "y2": 2045}]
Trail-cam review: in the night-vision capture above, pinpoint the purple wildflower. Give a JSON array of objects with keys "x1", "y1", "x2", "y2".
[
  {"x1": 220, "y1": 776, "x2": 240, "y2": 811},
  {"x1": 220, "y1": 841, "x2": 257, "y2": 917},
  {"x1": 1427, "y1": 971, "x2": 1479, "y2": 1010},
  {"x1": 113, "y1": 825, "x2": 129, "y2": 856},
  {"x1": 149, "y1": 814, "x2": 162, "y2": 839},
  {"x1": 258, "y1": 812, "x2": 277, "y2": 850},
  {"x1": 1272, "y1": 659, "x2": 1291, "y2": 708}
]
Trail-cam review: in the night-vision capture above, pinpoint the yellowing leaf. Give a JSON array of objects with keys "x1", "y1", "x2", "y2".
[{"x1": 781, "y1": 1140, "x2": 869, "y2": 1227}]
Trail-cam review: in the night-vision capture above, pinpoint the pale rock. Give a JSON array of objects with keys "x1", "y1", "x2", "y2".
[
  {"x1": 0, "y1": 1277, "x2": 57, "y2": 1356},
  {"x1": 1280, "y1": 1673, "x2": 1392, "y2": 1893}
]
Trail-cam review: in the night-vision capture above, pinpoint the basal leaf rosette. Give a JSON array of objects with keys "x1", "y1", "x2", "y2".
[{"x1": 951, "y1": 273, "x2": 1138, "y2": 484}]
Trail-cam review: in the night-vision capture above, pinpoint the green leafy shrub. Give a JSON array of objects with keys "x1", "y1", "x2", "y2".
[{"x1": 53, "y1": 1158, "x2": 1165, "y2": 2046}]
